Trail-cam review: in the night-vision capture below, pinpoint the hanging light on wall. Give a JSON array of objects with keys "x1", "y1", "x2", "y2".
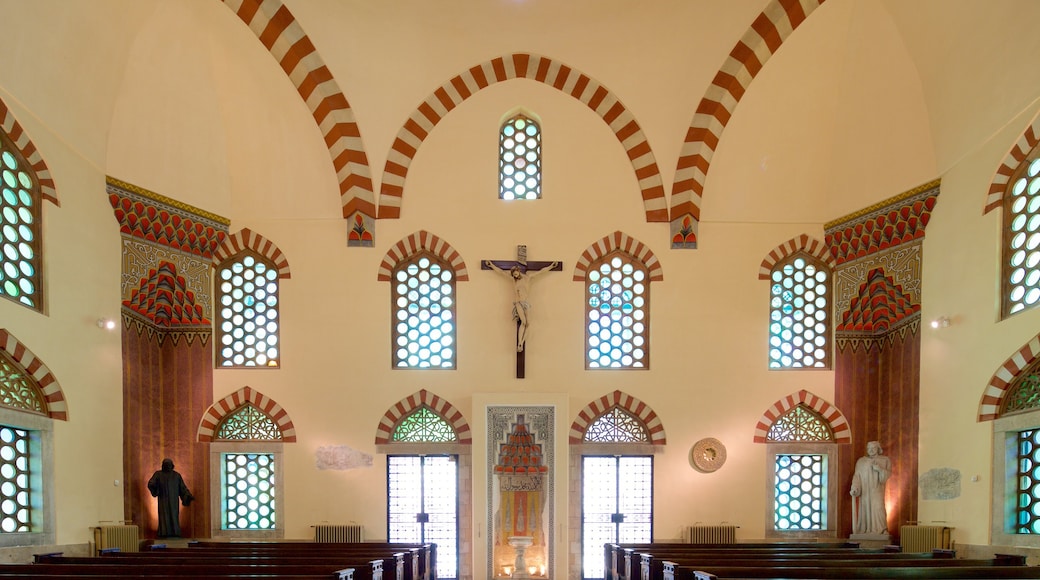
[{"x1": 930, "y1": 316, "x2": 951, "y2": 329}]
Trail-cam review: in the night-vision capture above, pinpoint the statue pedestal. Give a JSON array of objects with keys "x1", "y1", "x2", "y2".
[{"x1": 849, "y1": 532, "x2": 893, "y2": 548}]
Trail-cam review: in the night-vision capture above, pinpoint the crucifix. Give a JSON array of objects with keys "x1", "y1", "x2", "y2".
[{"x1": 483, "y1": 245, "x2": 562, "y2": 378}]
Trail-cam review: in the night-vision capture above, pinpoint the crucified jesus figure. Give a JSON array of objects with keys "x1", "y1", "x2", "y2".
[{"x1": 485, "y1": 260, "x2": 559, "y2": 352}]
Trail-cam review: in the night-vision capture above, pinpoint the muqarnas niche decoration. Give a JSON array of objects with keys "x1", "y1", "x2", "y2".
[
  {"x1": 495, "y1": 415, "x2": 548, "y2": 577},
  {"x1": 315, "y1": 446, "x2": 373, "y2": 470},
  {"x1": 919, "y1": 468, "x2": 961, "y2": 500}
]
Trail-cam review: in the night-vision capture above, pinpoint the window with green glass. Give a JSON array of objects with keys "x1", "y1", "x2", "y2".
[
  {"x1": 392, "y1": 253, "x2": 456, "y2": 369},
  {"x1": 586, "y1": 252, "x2": 648, "y2": 369},
  {"x1": 0, "y1": 131, "x2": 41, "y2": 311},
  {"x1": 769, "y1": 253, "x2": 830, "y2": 369},
  {"x1": 1004, "y1": 151, "x2": 1040, "y2": 318}
]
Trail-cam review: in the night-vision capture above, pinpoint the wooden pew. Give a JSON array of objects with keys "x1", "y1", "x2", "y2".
[
  {"x1": 670, "y1": 565, "x2": 1040, "y2": 580},
  {"x1": 185, "y1": 541, "x2": 434, "y2": 580}
]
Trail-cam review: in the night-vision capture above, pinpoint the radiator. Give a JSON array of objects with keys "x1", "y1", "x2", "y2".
[
  {"x1": 93, "y1": 524, "x2": 140, "y2": 553},
  {"x1": 314, "y1": 524, "x2": 364, "y2": 543},
  {"x1": 684, "y1": 524, "x2": 737, "y2": 544},
  {"x1": 900, "y1": 525, "x2": 951, "y2": 552}
]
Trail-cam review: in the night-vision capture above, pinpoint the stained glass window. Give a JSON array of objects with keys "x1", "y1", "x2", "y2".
[
  {"x1": 769, "y1": 254, "x2": 830, "y2": 369},
  {"x1": 774, "y1": 454, "x2": 825, "y2": 530},
  {"x1": 586, "y1": 252, "x2": 649, "y2": 369},
  {"x1": 0, "y1": 131, "x2": 41, "y2": 311},
  {"x1": 222, "y1": 453, "x2": 275, "y2": 530},
  {"x1": 499, "y1": 114, "x2": 541, "y2": 200},
  {"x1": 1016, "y1": 429, "x2": 1040, "y2": 534},
  {"x1": 392, "y1": 253, "x2": 456, "y2": 369},
  {"x1": 584, "y1": 407, "x2": 650, "y2": 443},
  {"x1": 0, "y1": 353, "x2": 45, "y2": 416},
  {"x1": 392, "y1": 407, "x2": 457, "y2": 443},
  {"x1": 215, "y1": 405, "x2": 282, "y2": 441},
  {"x1": 1004, "y1": 369, "x2": 1040, "y2": 416},
  {"x1": 216, "y1": 251, "x2": 280, "y2": 368},
  {"x1": 767, "y1": 405, "x2": 834, "y2": 443},
  {"x1": 1003, "y1": 154, "x2": 1040, "y2": 317}
]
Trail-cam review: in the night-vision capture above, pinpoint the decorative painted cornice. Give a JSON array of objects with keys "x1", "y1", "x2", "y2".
[
  {"x1": 836, "y1": 268, "x2": 920, "y2": 333},
  {"x1": 107, "y1": 176, "x2": 229, "y2": 259},
  {"x1": 123, "y1": 261, "x2": 210, "y2": 328},
  {"x1": 824, "y1": 179, "x2": 940, "y2": 265}
]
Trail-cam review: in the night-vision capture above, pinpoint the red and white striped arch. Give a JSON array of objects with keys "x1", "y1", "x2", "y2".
[
  {"x1": 670, "y1": 0, "x2": 828, "y2": 247},
  {"x1": 0, "y1": 329, "x2": 68, "y2": 420},
  {"x1": 0, "y1": 98, "x2": 58, "y2": 206},
  {"x1": 569, "y1": 390, "x2": 666, "y2": 445},
  {"x1": 197, "y1": 386, "x2": 296, "y2": 442},
  {"x1": 753, "y1": 389, "x2": 850, "y2": 443},
  {"x1": 985, "y1": 111, "x2": 1040, "y2": 214},
  {"x1": 572, "y1": 231, "x2": 664, "y2": 282},
  {"x1": 377, "y1": 230, "x2": 469, "y2": 282},
  {"x1": 219, "y1": 0, "x2": 375, "y2": 221},
  {"x1": 978, "y1": 333, "x2": 1040, "y2": 421},
  {"x1": 757, "y1": 234, "x2": 836, "y2": 280},
  {"x1": 374, "y1": 389, "x2": 472, "y2": 445},
  {"x1": 377, "y1": 53, "x2": 667, "y2": 223},
  {"x1": 213, "y1": 228, "x2": 292, "y2": 279}
]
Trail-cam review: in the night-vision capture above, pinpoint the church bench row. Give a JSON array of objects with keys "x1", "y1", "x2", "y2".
[
  {"x1": 5, "y1": 562, "x2": 358, "y2": 579},
  {"x1": 182, "y1": 541, "x2": 435, "y2": 580},
  {"x1": 0, "y1": 574, "x2": 350, "y2": 580},
  {"x1": 668, "y1": 564, "x2": 1040, "y2": 580}
]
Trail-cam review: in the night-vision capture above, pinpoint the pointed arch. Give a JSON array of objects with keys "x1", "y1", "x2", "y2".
[
  {"x1": 569, "y1": 390, "x2": 665, "y2": 445},
  {"x1": 572, "y1": 231, "x2": 663, "y2": 282},
  {"x1": 0, "y1": 98, "x2": 57, "y2": 206},
  {"x1": 978, "y1": 333, "x2": 1040, "y2": 421},
  {"x1": 374, "y1": 389, "x2": 471, "y2": 445},
  {"x1": 377, "y1": 230, "x2": 469, "y2": 281},
  {"x1": 985, "y1": 110, "x2": 1040, "y2": 214},
  {"x1": 198, "y1": 386, "x2": 296, "y2": 442},
  {"x1": 0, "y1": 329, "x2": 68, "y2": 420},
  {"x1": 213, "y1": 228, "x2": 291, "y2": 279},
  {"x1": 670, "y1": 0, "x2": 829, "y2": 248},
  {"x1": 376, "y1": 53, "x2": 666, "y2": 223},
  {"x1": 753, "y1": 390, "x2": 850, "y2": 443},
  {"x1": 218, "y1": 0, "x2": 375, "y2": 243},
  {"x1": 758, "y1": 234, "x2": 836, "y2": 280}
]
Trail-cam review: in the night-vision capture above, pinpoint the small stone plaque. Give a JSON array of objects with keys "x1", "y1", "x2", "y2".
[{"x1": 919, "y1": 467, "x2": 961, "y2": 500}]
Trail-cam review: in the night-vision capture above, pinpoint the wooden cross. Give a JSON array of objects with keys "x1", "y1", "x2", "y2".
[{"x1": 483, "y1": 245, "x2": 562, "y2": 378}]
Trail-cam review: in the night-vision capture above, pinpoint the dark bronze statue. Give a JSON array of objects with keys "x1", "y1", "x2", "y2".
[{"x1": 147, "y1": 458, "x2": 194, "y2": 538}]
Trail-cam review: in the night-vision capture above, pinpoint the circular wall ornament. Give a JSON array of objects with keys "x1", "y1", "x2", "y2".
[{"x1": 690, "y1": 437, "x2": 727, "y2": 473}]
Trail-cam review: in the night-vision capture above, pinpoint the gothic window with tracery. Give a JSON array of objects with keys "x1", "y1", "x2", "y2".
[
  {"x1": 767, "y1": 405, "x2": 834, "y2": 442},
  {"x1": 216, "y1": 404, "x2": 282, "y2": 441},
  {"x1": 392, "y1": 407, "x2": 457, "y2": 442},
  {"x1": 583, "y1": 407, "x2": 650, "y2": 443},
  {"x1": 1003, "y1": 359, "x2": 1040, "y2": 416},
  {"x1": 0, "y1": 131, "x2": 42, "y2": 311},
  {"x1": 499, "y1": 114, "x2": 541, "y2": 200},
  {"x1": 0, "y1": 354, "x2": 45, "y2": 416}
]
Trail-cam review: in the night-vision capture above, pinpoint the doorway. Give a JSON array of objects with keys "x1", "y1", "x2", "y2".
[
  {"x1": 581, "y1": 455, "x2": 653, "y2": 579},
  {"x1": 388, "y1": 454, "x2": 459, "y2": 579}
]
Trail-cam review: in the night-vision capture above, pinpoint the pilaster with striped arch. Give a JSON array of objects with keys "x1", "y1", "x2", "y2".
[
  {"x1": 670, "y1": 0, "x2": 828, "y2": 248},
  {"x1": 572, "y1": 231, "x2": 663, "y2": 282},
  {"x1": 213, "y1": 228, "x2": 292, "y2": 279},
  {"x1": 377, "y1": 53, "x2": 666, "y2": 224},
  {"x1": 377, "y1": 230, "x2": 469, "y2": 282},
  {"x1": 752, "y1": 389, "x2": 850, "y2": 443},
  {"x1": 757, "y1": 234, "x2": 836, "y2": 280},
  {"x1": 197, "y1": 386, "x2": 296, "y2": 442},
  {"x1": 978, "y1": 333, "x2": 1040, "y2": 421},
  {"x1": 218, "y1": 0, "x2": 375, "y2": 245},
  {"x1": 0, "y1": 329, "x2": 68, "y2": 420},
  {"x1": 569, "y1": 390, "x2": 666, "y2": 445},
  {"x1": 984, "y1": 110, "x2": 1040, "y2": 214},
  {"x1": 374, "y1": 389, "x2": 472, "y2": 445},
  {"x1": 0, "y1": 98, "x2": 57, "y2": 206}
]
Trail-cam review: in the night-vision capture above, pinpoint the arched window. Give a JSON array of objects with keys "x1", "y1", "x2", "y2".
[
  {"x1": 0, "y1": 330, "x2": 67, "y2": 546},
  {"x1": 1002, "y1": 150, "x2": 1040, "y2": 317},
  {"x1": 768, "y1": 253, "x2": 831, "y2": 369},
  {"x1": 0, "y1": 130, "x2": 42, "y2": 311},
  {"x1": 585, "y1": 251, "x2": 649, "y2": 369},
  {"x1": 391, "y1": 252, "x2": 456, "y2": 369},
  {"x1": 393, "y1": 407, "x2": 457, "y2": 442},
  {"x1": 499, "y1": 113, "x2": 542, "y2": 200},
  {"x1": 215, "y1": 250, "x2": 281, "y2": 368},
  {"x1": 200, "y1": 387, "x2": 293, "y2": 539},
  {"x1": 755, "y1": 392, "x2": 847, "y2": 539}
]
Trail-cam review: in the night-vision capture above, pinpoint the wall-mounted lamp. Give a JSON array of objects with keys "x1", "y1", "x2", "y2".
[
  {"x1": 930, "y1": 316, "x2": 951, "y2": 329},
  {"x1": 96, "y1": 318, "x2": 116, "y2": 331}
]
